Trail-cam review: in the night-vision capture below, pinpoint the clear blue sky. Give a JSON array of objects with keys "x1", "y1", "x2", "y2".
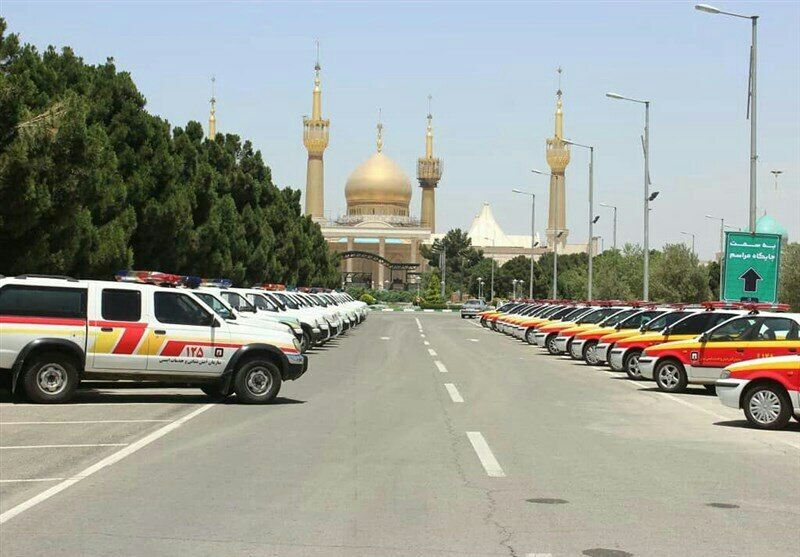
[{"x1": 2, "y1": 1, "x2": 798, "y2": 260}]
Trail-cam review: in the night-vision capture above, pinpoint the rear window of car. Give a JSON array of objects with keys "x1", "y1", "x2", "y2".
[
  {"x1": 101, "y1": 289, "x2": 141, "y2": 322},
  {"x1": 0, "y1": 285, "x2": 87, "y2": 319},
  {"x1": 670, "y1": 312, "x2": 736, "y2": 335}
]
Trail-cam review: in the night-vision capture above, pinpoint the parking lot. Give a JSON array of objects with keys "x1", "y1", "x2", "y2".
[{"x1": 1, "y1": 313, "x2": 799, "y2": 557}]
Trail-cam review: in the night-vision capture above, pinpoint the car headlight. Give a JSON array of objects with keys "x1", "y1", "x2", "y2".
[{"x1": 719, "y1": 369, "x2": 731, "y2": 380}]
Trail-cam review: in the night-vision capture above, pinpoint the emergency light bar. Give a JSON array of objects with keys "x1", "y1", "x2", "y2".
[
  {"x1": 741, "y1": 302, "x2": 791, "y2": 313},
  {"x1": 199, "y1": 278, "x2": 233, "y2": 289},
  {"x1": 256, "y1": 283, "x2": 286, "y2": 291},
  {"x1": 115, "y1": 270, "x2": 183, "y2": 286}
]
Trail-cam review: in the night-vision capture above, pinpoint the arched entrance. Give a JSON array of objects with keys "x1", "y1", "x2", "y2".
[{"x1": 339, "y1": 250, "x2": 420, "y2": 290}]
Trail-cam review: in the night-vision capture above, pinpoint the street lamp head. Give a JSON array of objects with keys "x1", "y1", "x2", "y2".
[
  {"x1": 648, "y1": 191, "x2": 660, "y2": 201},
  {"x1": 512, "y1": 188, "x2": 523, "y2": 194},
  {"x1": 592, "y1": 215, "x2": 601, "y2": 224},
  {"x1": 531, "y1": 168, "x2": 550, "y2": 177},
  {"x1": 605, "y1": 92, "x2": 625, "y2": 100},
  {"x1": 695, "y1": 4, "x2": 721, "y2": 14}
]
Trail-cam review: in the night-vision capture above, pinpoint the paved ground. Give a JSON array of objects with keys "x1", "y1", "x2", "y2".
[{"x1": 1, "y1": 312, "x2": 798, "y2": 556}]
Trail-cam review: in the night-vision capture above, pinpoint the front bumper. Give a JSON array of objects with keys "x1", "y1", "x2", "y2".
[
  {"x1": 595, "y1": 343, "x2": 612, "y2": 364},
  {"x1": 284, "y1": 353, "x2": 308, "y2": 380},
  {"x1": 608, "y1": 349, "x2": 625, "y2": 371},
  {"x1": 638, "y1": 356, "x2": 656, "y2": 380},
  {"x1": 554, "y1": 336, "x2": 570, "y2": 353},
  {"x1": 715, "y1": 378, "x2": 749, "y2": 409}
]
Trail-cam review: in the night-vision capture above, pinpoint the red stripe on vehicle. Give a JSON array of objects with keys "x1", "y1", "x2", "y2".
[
  {"x1": 0, "y1": 316, "x2": 86, "y2": 326},
  {"x1": 112, "y1": 327, "x2": 147, "y2": 354},
  {"x1": 89, "y1": 320, "x2": 147, "y2": 329}
]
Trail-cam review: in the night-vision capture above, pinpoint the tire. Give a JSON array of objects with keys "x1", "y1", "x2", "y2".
[
  {"x1": 546, "y1": 334, "x2": 559, "y2": 355},
  {"x1": 582, "y1": 340, "x2": 599, "y2": 364},
  {"x1": 234, "y1": 359, "x2": 282, "y2": 404},
  {"x1": 22, "y1": 352, "x2": 79, "y2": 404},
  {"x1": 300, "y1": 330, "x2": 311, "y2": 353},
  {"x1": 703, "y1": 385, "x2": 717, "y2": 395},
  {"x1": 525, "y1": 328, "x2": 536, "y2": 345},
  {"x1": 654, "y1": 359, "x2": 688, "y2": 393},
  {"x1": 200, "y1": 383, "x2": 227, "y2": 400},
  {"x1": 623, "y1": 349, "x2": 643, "y2": 380},
  {"x1": 742, "y1": 384, "x2": 792, "y2": 430}
]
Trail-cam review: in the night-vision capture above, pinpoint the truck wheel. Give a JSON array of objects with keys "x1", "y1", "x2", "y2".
[
  {"x1": 582, "y1": 340, "x2": 599, "y2": 364},
  {"x1": 23, "y1": 352, "x2": 79, "y2": 404},
  {"x1": 200, "y1": 383, "x2": 227, "y2": 400},
  {"x1": 234, "y1": 359, "x2": 281, "y2": 404},
  {"x1": 623, "y1": 350, "x2": 643, "y2": 380},
  {"x1": 742, "y1": 384, "x2": 792, "y2": 430},
  {"x1": 655, "y1": 359, "x2": 687, "y2": 393},
  {"x1": 300, "y1": 330, "x2": 311, "y2": 353}
]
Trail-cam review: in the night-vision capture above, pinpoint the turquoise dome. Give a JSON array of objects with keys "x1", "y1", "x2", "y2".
[{"x1": 755, "y1": 214, "x2": 788, "y2": 239}]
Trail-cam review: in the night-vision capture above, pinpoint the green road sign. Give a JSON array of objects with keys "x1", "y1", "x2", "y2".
[{"x1": 721, "y1": 231, "x2": 782, "y2": 303}]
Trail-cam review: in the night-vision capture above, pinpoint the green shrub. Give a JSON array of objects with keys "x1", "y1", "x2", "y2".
[
  {"x1": 360, "y1": 293, "x2": 376, "y2": 305},
  {"x1": 419, "y1": 301, "x2": 448, "y2": 310}
]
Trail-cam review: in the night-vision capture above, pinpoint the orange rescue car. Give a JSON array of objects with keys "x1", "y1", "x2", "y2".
[
  {"x1": 639, "y1": 310, "x2": 799, "y2": 393},
  {"x1": 716, "y1": 355, "x2": 800, "y2": 429},
  {"x1": 571, "y1": 308, "x2": 663, "y2": 365}
]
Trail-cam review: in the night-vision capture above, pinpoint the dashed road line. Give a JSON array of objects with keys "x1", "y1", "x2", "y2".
[
  {"x1": 424, "y1": 340, "x2": 430, "y2": 346},
  {"x1": 466, "y1": 431, "x2": 505, "y2": 477},
  {"x1": 444, "y1": 383, "x2": 464, "y2": 403},
  {"x1": 414, "y1": 317, "x2": 422, "y2": 329},
  {"x1": 434, "y1": 361, "x2": 448, "y2": 373},
  {"x1": 0, "y1": 403, "x2": 214, "y2": 525},
  {"x1": 420, "y1": 333, "x2": 426, "y2": 338},
  {"x1": 427, "y1": 348, "x2": 437, "y2": 357},
  {"x1": 467, "y1": 338, "x2": 479, "y2": 342},
  {"x1": 380, "y1": 336, "x2": 391, "y2": 340}
]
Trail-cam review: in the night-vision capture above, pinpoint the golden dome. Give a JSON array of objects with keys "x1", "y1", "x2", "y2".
[{"x1": 345, "y1": 152, "x2": 412, "y2": 216}]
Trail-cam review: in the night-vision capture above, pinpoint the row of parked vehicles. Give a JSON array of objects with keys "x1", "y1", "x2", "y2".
[
  {"x1": 0, "y1": 272, "x2": 368, "y2": 404},
  {"x1": 478, "y1": 300, "x2": 800, "y2": 430}
]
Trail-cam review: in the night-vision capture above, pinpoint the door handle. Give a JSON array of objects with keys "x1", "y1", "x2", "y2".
[
  {"x1": 735, "y1": 348, "x2": 745, "y2": 353},
  {"x1": 101, "y1": 327, "x2": 113, "y2": 332},
  {"x1": 154, "y1": 330, "x2": 166, "y2": 335}
]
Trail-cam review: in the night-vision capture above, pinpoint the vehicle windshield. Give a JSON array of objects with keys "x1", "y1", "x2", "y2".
[
  {"x1": 249, "y1": 293, "x2": 278, "y2": 312},
  {"x1": 464, "y1": 299, "x2": 483, "y2": 306},
  {"x1": 668, "y1": 311, "x2": 738, "y2": 335},
  {"x1": 273, "y1": 292, "x2": 298, "y2": 310},
  {"x1": 194, "y1": 293, "x2": 235, "y2": 320},
  {"x1": 643, "y1": 311, "x2": 692, "y2": 332},
  {"x1": 220, "y1": 292, "x2": 256, "y2": 313},
  {"x1": 577, "y1": 307, "x2": 620, "y2": 324}
]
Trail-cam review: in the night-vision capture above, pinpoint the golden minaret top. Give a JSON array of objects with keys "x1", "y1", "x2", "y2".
[
  {"x1": 208, "y1": 76, "x2": 216, "y2": 140},
  {"x1": 546, "y1": 67, "x2": 570, "y2": 173},
  {"x1": 303, "y1": 41, "x2": 330, "y2": 158},
  {"x1": 417, "y1": 95, "x2": 442, "y2": 187}
]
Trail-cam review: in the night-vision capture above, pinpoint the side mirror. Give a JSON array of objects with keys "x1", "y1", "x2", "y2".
[
  {"x1": 638, "y1": 325, "x2": 646, "y2": 332},
  {"x1": 614, "y1": 323, "x2": 622, "y2": 331},
  {"x1": 662, "y1": 326, "x2": 671, "y2": 335},
  {"x1": 209, "y1": 315, "x2": 220, "y2": 328},
  {"x1": 699, "y1": 332, "x2": 709, "y2": 343}
]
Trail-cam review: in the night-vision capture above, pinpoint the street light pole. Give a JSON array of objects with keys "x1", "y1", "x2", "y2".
[
  {"x1": 606, "y1": 92, "x2": 652, "y2": 300},
  {"x1": 599, "y1": 203, "x2": 617, "y2": 249},
  {"x1": 512, "y1": 188, "x2": 537, "y2": 299},
  {"x1": 483, "y1": 236, "x2": 495, "y2": 301},
  {"x1": 564, "y1": 140, "x2": 595, "y2": 300},
  {"x1": 695, "y1": 4, "x2": 759, "y2": 232},
  {"x1": 706, "y1": 214, "x2": 725, "y2": 299},
  {"x1": 681, "y1": 231, "x2": 696, "y2": 256}
]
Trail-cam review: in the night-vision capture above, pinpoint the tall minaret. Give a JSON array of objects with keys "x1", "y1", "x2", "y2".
[
  {"x1": 208, "y1": 76, "x2": 217, "y2": 140},
  {"x1": 545, "y1": 67, "x2": 570, "y2": 249},
  {"x1": 303, "y1": 42, "x2": 330, "y2": 221},
  {"x1": 417, "y1": 95, "x2": 442, "y2": 232}
]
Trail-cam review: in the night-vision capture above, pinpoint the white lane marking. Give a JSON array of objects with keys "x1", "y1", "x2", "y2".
[
  {"x1": 0, "y1": 478, "x2": 65, "y2": 484},
  {"x1": 434, "y1": 361, "x2": 448, "y2": 373},
  {"x1": 0, "y1": 403, "x2": 213, "y2": 524},
  {"x1": 414, "y1": 318, "x2": 422, "y2": 329},
  {"x1": 466, "y1": 431, "x2": 506, "y2": 477},
  {"x1": 468, "y1": 338, "x2": 479, "y2": 342},
  {"x1": 0, "y1": 402, "x2": 189, "y2": 407},
  {"x1": 1, "y1": 443, "x2": 129, "y2": 450},
  {"x1": 527, "y1": 553, "x2": 553, "y2": 557},
  {"x1": 444, "y1": 383, "x2": 464, "y2": 403},
  {"x1": 420, "y1": 333, "x2": 426, "y2": 338},
  {"x1": 0, "y1": 420, "x2": 171, "y2": 425},
  {"x1": 424, "y1": 341, "x2": 430, "y2": 346},
  {"x1": 427, "y1": 348, "x2": 437, "y2": 356},
  {"x1": 380, "y1": 336, "x2": 391, "y2": 340}
]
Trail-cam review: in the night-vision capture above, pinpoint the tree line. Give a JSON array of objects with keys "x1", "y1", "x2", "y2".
[
  {"x1": 422, "y1": 228, "x2": 799, "y2": 309},
  {"x1": 0, "y1": 20, "x2": 340, "y2": 287}
]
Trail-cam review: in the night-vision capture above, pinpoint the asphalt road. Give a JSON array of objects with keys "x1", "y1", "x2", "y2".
[{"x1": 1, "y1": 313, "x2": 798, "y2": 557}]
